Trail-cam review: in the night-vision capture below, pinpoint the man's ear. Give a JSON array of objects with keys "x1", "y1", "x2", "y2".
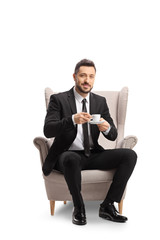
[{"x1": 73, "y1": 74, "x2": 76, "y2": 82}]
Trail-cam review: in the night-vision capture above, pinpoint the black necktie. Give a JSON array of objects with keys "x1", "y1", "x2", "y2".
[{"x1": 82, "y1": 99, "x2": 90, "y2": 157}]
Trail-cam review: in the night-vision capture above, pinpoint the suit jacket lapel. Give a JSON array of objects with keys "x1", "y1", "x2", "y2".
[
  {"x1": 67, "y1": 87, "x2": 77, "y2": 114},
  {"x1": 90, "y1": 92, "x2": 96, "y2": 114}
]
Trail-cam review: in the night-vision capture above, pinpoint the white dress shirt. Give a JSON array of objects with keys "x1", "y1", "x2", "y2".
[{"x1": 69, "y1": 87, "x2": 111, "y2": 151}]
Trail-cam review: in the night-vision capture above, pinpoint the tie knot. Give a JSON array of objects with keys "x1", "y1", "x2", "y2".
[
  {"x1": 82, "y1": 98, "x2": 87, "y2": 104},
  {"x1": 82, "y1": 98, "x2": 87, "y2": 112}
]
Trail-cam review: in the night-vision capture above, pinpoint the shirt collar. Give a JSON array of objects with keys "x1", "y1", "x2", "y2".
[{"x1": 73, "y1": 87, "x2": 90, "y2": 103}]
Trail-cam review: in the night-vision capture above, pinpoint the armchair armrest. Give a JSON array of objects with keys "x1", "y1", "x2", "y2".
[
  {"x1": 33, "y1": 137, "x2": 54, "y2": 165},
  {"x1": 116, "y1": 135, "x2": 138, "y2": 149}
]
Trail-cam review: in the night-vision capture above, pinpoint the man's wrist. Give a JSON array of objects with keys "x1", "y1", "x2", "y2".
[{"x1": 103, "y1": 125, "x2": 111, "y2": 135}]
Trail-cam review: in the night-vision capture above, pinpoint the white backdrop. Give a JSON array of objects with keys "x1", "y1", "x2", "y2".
[{"x1": 0, "y1": 0, "x2": 160, "y2": 239}]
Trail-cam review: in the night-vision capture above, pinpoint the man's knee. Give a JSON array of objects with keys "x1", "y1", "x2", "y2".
[
  {"x1": 123, "y1": 149, "x2": 137, "y2": 167},
  {"x1": 62, "y1": 152, "x2": 81, "y2": 168}
]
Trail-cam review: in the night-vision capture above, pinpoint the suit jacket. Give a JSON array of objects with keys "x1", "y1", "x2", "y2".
[{"x1": 43, "y1": 87, "x2": 117, "y2": 174}]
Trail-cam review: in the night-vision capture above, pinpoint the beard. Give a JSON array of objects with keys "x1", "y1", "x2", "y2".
[{"x1": 76, "y1": 82, "x2": 93, "y2": 94}]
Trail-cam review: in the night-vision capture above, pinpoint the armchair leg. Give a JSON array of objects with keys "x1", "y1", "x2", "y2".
[
  {"x1": 118, "y1": 199, "x2": 123, "y2": 214},
  {"x1": 50, "y1": 200, "x2": 55, "y2": 216},
  {"x1": 64, "y1": 201, "x2": 67, "y2": 204}
]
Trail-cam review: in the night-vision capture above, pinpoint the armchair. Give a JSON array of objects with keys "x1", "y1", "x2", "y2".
[{"x1": 33, "y1": 87, "x2": 138, "y2": 215}]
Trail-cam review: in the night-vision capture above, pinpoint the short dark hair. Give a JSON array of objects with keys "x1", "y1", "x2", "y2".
[{"x1": 74, "y1": 59, "x2": 96, "y2": 75}]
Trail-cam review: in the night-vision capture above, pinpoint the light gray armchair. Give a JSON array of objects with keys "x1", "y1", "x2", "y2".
[{"x1": 33, "y1": 87, "x2": 138, "y2": 215}]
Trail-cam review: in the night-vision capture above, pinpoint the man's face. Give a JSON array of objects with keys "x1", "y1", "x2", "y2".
[{"x1": 73, "y1": 66, "x2": 96, "y2": 94}]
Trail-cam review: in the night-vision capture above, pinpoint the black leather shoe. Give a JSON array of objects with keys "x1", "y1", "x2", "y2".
[
  {"x1": 72, "y1": 206, "x2": 87, "y2": 225},
  {"x1": 99, "y1": 203, "x2": 128, "y2": 223}
]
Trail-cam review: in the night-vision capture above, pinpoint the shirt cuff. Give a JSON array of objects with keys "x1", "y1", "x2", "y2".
[
  {"x1": 72, "y1": 114, "x2": 76, "y2": 125},
  {"x1": 103, "y1": 125, "x2": 111, "y2": 135}
]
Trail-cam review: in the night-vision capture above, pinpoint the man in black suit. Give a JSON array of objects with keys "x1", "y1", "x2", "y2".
[{"x1": 43, "y1": 59, "x2": 137, "y2": 225}]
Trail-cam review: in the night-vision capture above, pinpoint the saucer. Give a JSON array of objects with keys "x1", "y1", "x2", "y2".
[{"x1": 89, "y1": 120, "x2": 105, "y2": 124}]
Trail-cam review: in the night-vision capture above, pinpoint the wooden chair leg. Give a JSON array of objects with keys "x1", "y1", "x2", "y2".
[
  {"x1": 50, "y1": 200, "x2": 55, "y2": 216},
  {"x1": 118, "y1": 199, "x2": 123, "y2": 214},
  {"x1": 64, "y1": 201, "x2": 67, "y2": 204}
]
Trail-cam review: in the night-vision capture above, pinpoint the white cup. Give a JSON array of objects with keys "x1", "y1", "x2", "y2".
[{"x1": 90, "y1": 114, "x2": 101, "y2": 122}]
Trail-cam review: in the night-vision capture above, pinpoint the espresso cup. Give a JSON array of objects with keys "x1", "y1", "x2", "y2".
[{"x1": 90, "y1": 114, "x2": 101, "y2": 122}]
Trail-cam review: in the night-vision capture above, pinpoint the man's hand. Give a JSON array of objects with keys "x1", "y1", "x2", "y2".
[
  {"x1": 74, "y1": 112, "x2": 92, "y2": 124},
  {"x1": 97, "y1": 118, "x2": 110, "y2": 132}
]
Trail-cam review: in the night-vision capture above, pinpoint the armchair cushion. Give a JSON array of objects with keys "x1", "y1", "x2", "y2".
[{"x1": 44, "y1": 169, "x2": 116, "y2": 184}]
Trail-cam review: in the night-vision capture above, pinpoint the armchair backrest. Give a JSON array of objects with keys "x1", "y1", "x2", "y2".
[{"x1": 44, "y1": 87, "x2": 128, "y2": 149}]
